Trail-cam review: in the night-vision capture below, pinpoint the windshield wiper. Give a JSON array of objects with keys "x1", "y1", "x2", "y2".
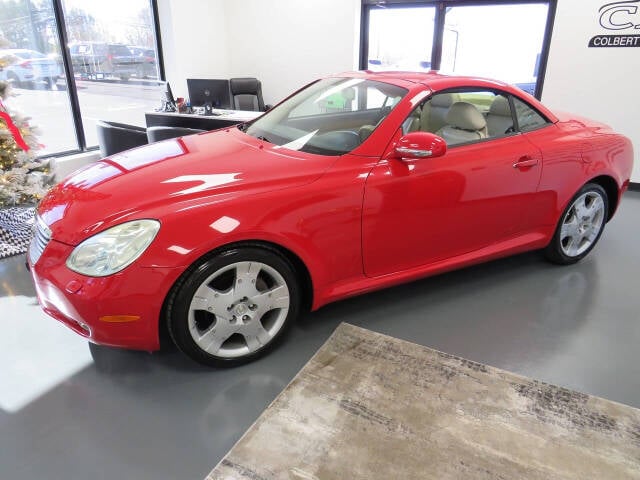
[{"x1": 256, "y1": 135, "x2": 271, "y2": 143}]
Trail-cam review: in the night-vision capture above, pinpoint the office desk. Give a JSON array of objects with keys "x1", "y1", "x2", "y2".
[{"x1": 145, "y1": 109, "x2": 263, "y2": 130}]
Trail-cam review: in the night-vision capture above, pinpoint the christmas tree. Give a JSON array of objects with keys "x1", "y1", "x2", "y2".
[{"x1": 0, "y1": 36, "x2": 55, "y2": 207}]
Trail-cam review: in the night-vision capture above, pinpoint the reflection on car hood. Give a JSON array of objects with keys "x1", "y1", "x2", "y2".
[{"x1": 39, "y1": 127, "x2": 334, "y2": 245}]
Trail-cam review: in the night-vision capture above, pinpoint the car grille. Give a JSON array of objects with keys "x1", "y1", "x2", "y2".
[{"x1": 29, "y1": 215, "x2": 51, "y2": 265}]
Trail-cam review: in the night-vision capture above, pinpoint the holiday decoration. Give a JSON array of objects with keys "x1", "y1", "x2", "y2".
[
  {"x1": 0, "y1": 206, "x2": 34, "y2": 259},
  {"x1": 0, "y1": 36, "x2": 55, "y2": 207}
]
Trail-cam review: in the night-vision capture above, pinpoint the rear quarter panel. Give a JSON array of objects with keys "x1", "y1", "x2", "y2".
[{"x1": 524, "y1": 121, "x2": 632, "y2": 232}]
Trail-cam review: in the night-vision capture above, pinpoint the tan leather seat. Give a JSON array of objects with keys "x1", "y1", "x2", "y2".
[
  {"x1": 420, "y1": 93, "x2": 461, "y2": 133},
  {"x1": 486, "y1": 96, "x2": 514, "y2": 137},
  {"x1": 436, "y1": 102, "x2": 488, "y2": 145}
]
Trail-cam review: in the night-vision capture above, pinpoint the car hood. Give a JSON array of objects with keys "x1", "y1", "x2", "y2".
[{"x1": 39, "y1": 127, "x2": 335, "y2": 245}]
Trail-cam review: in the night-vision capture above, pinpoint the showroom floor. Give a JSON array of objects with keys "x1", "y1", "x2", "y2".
[{"x1": 1, "y1": 192, "x2": 639, "y2": 480}]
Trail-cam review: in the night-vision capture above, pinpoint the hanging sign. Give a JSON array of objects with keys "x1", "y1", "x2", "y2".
[{"x1": 589, "y1": 0, "x2": 640, "y2": 47}]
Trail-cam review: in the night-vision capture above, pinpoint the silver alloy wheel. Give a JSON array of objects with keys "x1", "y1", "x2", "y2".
[
  {"x1": 559, "y1": 191, "x2": 606, "y2": 257},
  {"x1": 187, "y1": 261, "x2": 290, "y2": 358}
]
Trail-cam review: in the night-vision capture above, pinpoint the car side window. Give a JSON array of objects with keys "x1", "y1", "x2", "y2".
[
  {"x1": 512, "y1": 97, "x2": 549, "y2": 132},
  {"x1": 402, "y1": 90, "x2": 516, "y2": 146}
]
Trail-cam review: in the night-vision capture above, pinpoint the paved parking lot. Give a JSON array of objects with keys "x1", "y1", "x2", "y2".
[{"x1": 6, "y1": 79, "x2": 164, "y2": 155}]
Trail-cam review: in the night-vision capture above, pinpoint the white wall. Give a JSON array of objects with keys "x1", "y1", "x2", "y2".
[
  {"x1": 158, "y1": 0, "x2": 360, "y2": 105},
  {"x1": 156, "y1": 0, "x2": 230, "y2": 98},
  {"x1": 225, "y1": 0, "x2": 361, "y2": 105},
  {"x1": 542, "y1": 0, "x2": 640, "y2": 181}
]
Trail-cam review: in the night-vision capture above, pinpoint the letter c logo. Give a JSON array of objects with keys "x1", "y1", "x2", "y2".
[{"x1": 599, "y1": 0, "x2": 640, "y2": 30}]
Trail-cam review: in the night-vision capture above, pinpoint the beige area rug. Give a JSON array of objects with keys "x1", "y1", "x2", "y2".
[{"x1": 207, "y1": 323, "x2": 640, "y2": 480}]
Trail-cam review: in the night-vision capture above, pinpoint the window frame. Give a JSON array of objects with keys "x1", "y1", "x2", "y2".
[{"x1": 359, "y1": 0, "x2": 558, "y2": 100}]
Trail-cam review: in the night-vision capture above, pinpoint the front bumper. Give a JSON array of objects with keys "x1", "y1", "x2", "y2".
[{"x1": 28, "y1": 238, "x2": 183, "y2": 351}]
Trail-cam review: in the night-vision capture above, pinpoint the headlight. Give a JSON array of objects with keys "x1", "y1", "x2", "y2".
[{"x1": 66, "y1": 219, "x2": 160, "y2": 277}]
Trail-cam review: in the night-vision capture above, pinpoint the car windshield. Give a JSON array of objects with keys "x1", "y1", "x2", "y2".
[{"x1": 245, "y1": 77, "x2": 408, "y2": 156}]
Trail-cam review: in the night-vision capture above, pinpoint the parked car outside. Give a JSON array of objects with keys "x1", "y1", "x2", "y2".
[
  {"x1": 69, "y1": 42, "x2": 142, "y2": 81},
  {"x1": 128, "y1": 46, "x2": 158, "y2": 79},
  {"x1": 29, "y1": 71, "x2": 634, "y2": 367},
  {"x1": 0, "y1": 49, "x2": 63, "y2": 89}
]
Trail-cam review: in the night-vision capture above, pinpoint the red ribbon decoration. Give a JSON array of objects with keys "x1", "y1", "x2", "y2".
[{"x1": 0, "y1": 110, "x2": 30, "y2": 152}]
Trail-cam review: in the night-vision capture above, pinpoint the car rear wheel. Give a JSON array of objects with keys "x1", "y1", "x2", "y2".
[
  {"x1": 544, "y1": 183, "x2": 608, "y2": 265},
  {"x1": 7, "y1": 72, "x2": 21, "y2": 88},
  {"x1": 167, "y1": 246, "x2": 300, "y2": 367}
]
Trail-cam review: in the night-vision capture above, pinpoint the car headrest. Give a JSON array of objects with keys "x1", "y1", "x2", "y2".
[
  {"x1": 342, "y1": 87, "x2": 355, "y2": 101},
  {"x1": 446, "y1": 102, "x2": 487, "y2": 131},
  {"x1": 431, "y1": 93, "x2": 460, "y2": 108},
  {"x1": 489, "y1": 96, "x2": 511, "y2": 116}
]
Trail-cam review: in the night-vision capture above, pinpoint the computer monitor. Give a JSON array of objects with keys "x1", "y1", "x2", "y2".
[{"x1": 187, "y1": 79, "x2": 232, "y2": 109}]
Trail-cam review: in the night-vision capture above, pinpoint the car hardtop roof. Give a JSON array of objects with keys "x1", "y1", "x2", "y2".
[
  {"x1": 332, "y1": 70, "x2": 512, "y2": 91},
  {"x1": 329, "y1": 70, "x2": 558, "y2": 123}
]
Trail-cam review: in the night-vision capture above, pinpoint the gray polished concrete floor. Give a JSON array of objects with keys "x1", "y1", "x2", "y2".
[{"x1": 1, "y1": 192, "x2": 639, "y2": 480}]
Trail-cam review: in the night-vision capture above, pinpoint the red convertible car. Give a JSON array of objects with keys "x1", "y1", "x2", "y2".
[{"x1": 29, "y1": 71, "x2": 633, "y2": 366}]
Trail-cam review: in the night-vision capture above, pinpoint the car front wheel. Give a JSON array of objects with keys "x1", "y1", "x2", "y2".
[
  {"x1": 166, "y1": 246, "x2": 300, "y2": 367},
  {"x1": 545, "y1": 183, "x2": 608, "y2": 265}
]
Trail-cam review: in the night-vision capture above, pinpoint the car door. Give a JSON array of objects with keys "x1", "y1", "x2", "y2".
[{"x1": 362, "y1": 90, "x2": 543, "y2": 278}]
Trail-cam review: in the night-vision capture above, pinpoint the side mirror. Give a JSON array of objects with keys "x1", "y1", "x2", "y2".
[{"x1": 394, "y1": 131, "x2": 447, "y2": 160}]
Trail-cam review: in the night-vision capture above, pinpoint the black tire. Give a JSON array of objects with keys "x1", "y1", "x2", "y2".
[
  {"x1": 166, "y1": 246, "x2": 300, "y2": 367},
  {"x1": 7, "y1": 72, "x2": 21, "y2": 88},
  {"x1": 544, "y1": 183, "x2": 608, "y2": 265}
]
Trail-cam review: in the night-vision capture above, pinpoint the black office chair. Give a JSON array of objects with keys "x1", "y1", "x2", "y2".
[
  {"x1": 146, "y1": 126, "x2": 206, "y2": 143},
  {"x1": 96, "y1": 120, "x2": 148, "y2": 157},
  {"x1": 229, "y1": 77, "x2": 267, "y2": 111}
]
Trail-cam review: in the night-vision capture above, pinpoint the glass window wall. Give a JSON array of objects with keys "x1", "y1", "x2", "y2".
[
  {"x1": 0, "y1": 0, "x2": 162, "y2": 155},
  {"x1": 363, "y1": 1, "x2": 552, "y2": 98},
  {"x1": 0, "y1": 0, "x2": 77, "y2": 155}
]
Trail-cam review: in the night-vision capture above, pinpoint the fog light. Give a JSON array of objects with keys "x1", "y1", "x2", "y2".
[{"x1": 99, "y1": 315, "x2": 141, "y2": 323}]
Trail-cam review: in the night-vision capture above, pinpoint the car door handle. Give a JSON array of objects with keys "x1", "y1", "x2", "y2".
[{"x1": 513, "y1": 156, "x2": 539, "y2": 169}]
